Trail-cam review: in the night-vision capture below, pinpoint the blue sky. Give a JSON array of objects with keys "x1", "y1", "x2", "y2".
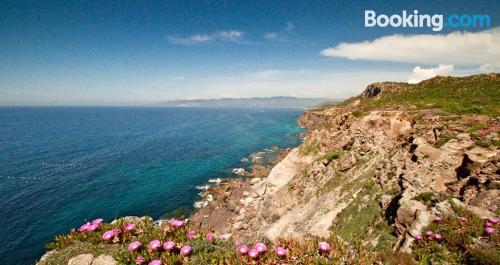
[{"x1": 1, "y1": 0, "x2": 499, "y2": 105}]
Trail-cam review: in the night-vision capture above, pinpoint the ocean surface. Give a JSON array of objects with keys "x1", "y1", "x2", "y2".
[{"x1": 0, "y1": 107, "x2": 304, "y2": 265}]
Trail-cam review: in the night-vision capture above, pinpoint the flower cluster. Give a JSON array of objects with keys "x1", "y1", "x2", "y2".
[{"x1": 484, "y1": 216, "x2": 499, "y2": 235}]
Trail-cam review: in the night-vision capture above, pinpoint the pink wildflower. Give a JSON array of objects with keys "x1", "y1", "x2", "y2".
[
  {"x1": 186, "y1": 230, "x2": 196, "y2": 239},
  {"x1": 128, "y1": 241, "x2": 141, "y2": 251},
  {"x1": 415, "y1": 234, "x2": 423, "y2": 240},
  {"x1": 458, "y1": 216, "x2": 467, "y2": 222},
  {"x1": 255, "y1": 242, "x2": 267, "y2": 253},
  {"x1": 237, "y1": 244, "x2": 249, "y2": 255},
  {"x1": 148, "y1": 260, "x2": 161, "y2": 265},
  {"x1": 91, "y1": 218, "x2": 103, "y2": 225},
  {"x1": 79, "y1": 222, "x2": 90, "y2": 232},
  {"x1": 102, "y1": 230, "x2": 117, "y2": 241},
  {"x1": 135, "y1": 256, "x2": 145, "y2": 265},
  {"x1": 163, "y1": 241, "x2": 175, "y2": 251},
  {"x1": 434, "y1": 215, "x2": 442, "y2": 222},
  {"x1": 488, "y1": 216, "x2": 500, "y2": 224},
  {"x1": 124, "y1": 223, "x2": 136, "y2": 232},
  {"x1": 206, "y1": 233, "x2": 215, "y2": 241},
  {"x1": 434, "y1": 233, "x2": 443, "y2": 241},
  {"x1": 148, "y1": 240, "x2": 161, "y2": 250},
  {"x1": 425, "y1": 231, "x2": 433, "y2": 236},
  {"x1": 87, "y1": 223, "x2": 99, "y2": 232},
  {"x1": 485, "y1": 222, "x2": 493, "y2": 227},
  {"x1": 248, "y1": 248, "x2": 259, "y2": 259},
  {"x1": 180, "y1": 245, "x2": 192, "y2": 256},
  {"x1": 170, "y1": 219, "x2": 184, "y2": 228},
  {"x1": 275, "y1": 246, "x2": 286, "y2": 257},
  {"x1": 485, "y1": 227, "x2": 496, "y2": 234},
  {"x1": 318, "y1": 242, "x2": 331, "y2": 253}
]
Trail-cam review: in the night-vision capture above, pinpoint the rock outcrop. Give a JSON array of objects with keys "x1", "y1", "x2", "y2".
[{"x1": 192, "y1": 75, "x2": 500, "y2": 253}]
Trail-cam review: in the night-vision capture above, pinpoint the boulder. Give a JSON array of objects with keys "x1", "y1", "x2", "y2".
[
  {"x1": 68, "y1": 254, "x2": 94, "y2": 265},
  {"x1": 91, "y1": 255, "x2": 116, "y2": 265}
]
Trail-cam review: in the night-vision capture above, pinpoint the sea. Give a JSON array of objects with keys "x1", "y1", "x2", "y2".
[{"x1": 0, "y1": 107, "x2": 304, "y2": 265}]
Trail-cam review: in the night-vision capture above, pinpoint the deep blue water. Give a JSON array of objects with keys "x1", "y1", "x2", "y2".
[{"x1": 0, "y1": 107, "x2": 304, "y2": 265}]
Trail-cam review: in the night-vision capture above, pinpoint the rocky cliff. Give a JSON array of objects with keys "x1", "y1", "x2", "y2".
[{"x1": 191, "y1": 73, "x2": 499, "y2": 262}]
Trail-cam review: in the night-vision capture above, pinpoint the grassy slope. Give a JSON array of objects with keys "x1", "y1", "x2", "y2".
[{"x1": 349, "y1": 74, "x2": 500, "y2": 116}]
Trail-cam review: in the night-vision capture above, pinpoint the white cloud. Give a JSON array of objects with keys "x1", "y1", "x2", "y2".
[
  {"x1": 321, "y1": 27, "x2": 500, "y2": 67},
  {"x1": 478, "y1": 64, "x2": 495, "y2": 72},
  {"x1": 168, "y1": 34, "x2": 212, "y2": 45},
  {"x1": 216, "y1": 30, "x2": 243, "y2": 42},
  {"x1": 168, "y1": 30, "x2": 244, "y2": 45},
  {"x1": 263, "y1": 32, "x2": 278, "y2": 40},
  {"x1": 408, "y1": 64, "x2": 454, "y2": 84}
]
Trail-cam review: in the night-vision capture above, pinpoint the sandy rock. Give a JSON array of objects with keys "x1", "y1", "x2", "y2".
[
  {"x1": 68, "y1": 254, "x2": 94, "y2": 265},
  {"x1": 91, "y1": 254, "x2": 116, "y2": 265}
]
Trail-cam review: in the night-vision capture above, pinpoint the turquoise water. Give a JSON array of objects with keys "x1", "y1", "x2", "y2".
[{"x1": 0, "y1": 107, "x2": 304, "y2": 265}]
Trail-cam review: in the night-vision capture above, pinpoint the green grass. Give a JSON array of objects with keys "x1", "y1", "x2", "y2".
[
  {"x1": 317, "y1": 151, "x2": 343, "y2": 162},
  {"x1": 356, "y1": 75, "x2": 500, "y2": 116},
  {"x1": 414, "y1": 192, "x2": 435, "y2": 203},
  {"x1": 300, "y1": 141, "x2": 320, "y2": 156},
  {"x1": 434, "y1": 133, "x2": 457, "y2": 148}
]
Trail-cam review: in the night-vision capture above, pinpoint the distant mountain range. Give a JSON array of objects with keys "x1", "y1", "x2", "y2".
[{"x1": 160, "y1": 97, "x2": 334, "y2": 109}]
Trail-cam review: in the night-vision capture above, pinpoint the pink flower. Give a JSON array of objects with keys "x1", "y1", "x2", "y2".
[
  {"x1": 170, "y1": 219, "x2": 184, "y2": 228},
  {"x1": 275, "y1": 246, "x2": 286, "y2": 257},
  {"x1": 434, "y1": 215, "x2": 442, "y2": 222},
  {"x1": 415, "y1": 234, "x2": 423, "y2": 240},
  {"x1": 124, "y1": 223, "x2": 136, "y2": 232},
  {"x1": 148, "y1": 260, "x2": 162, "y2": 265},
  {"x1": 485, "y1": 222, "x2": 493, "y2": 227},
  {"x1": 425, "y1": 231, "x2": 433, "y2": 236},
  {"x1": 485, "y1": 227, "x2": 496, "y2": 234},
  {"x1": 255, "y1": 242, "x2": 267, "y2": 253},
  {"x1": 318, "y1": 242, "x2": 331, "y2": 253},
  {"x1": 128, "y1": 241, "x2": 141, "y2": 251},
  {"x1": 102, "y1": 230, "x2": 117, "y2": 241},
  {"x1": 248, "y1": 248, "x2": 259, "y2": 259},
  {"x1": 488, "y1": 216, "x2": 500, "y2": 224},
  {"x1": 148, "y1": 240, "x2": 161, "y2": 250},
  {"x1": 237, "y1": 244, "x2": 249, "y2": 255},
  {"x1": 79, "y1": 222, "x2": 90, "y2": 232},
  {"x1": 135, "y1": 256, "x2": 145, "y2": 265},
  {"x1": 91, "y1": 218, "x2": 103, "y2": 225},
  {"x1": 163, "y1": 241, "x2": 175, "y2": 251},
  {"x1": 180, "y1": 245, "x2": 192, "y2": 256},
  {"x1": 206, "y1": 233, "x2": 215, "y2": 241},
  {"x1": 458, "y1": 216, "x2": 467, "y2": 222},
  {"x1": 87, "y1": 223, "x2": 99, "y2": 232},
  {"x1": 186, "y1": 230, "x2": 196, "y2": 239},
  {"x1": 434, "y1": 234, "x2": 443, "y2": 241}
]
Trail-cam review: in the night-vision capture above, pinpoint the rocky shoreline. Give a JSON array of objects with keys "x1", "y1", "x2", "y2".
[{"x1": 189, "y1": 147, "x2": 291, "y2": 239}]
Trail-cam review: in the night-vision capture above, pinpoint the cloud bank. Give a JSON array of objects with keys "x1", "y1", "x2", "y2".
[
  {"x1": 407, "y1": 64, "x2": 454, "y2": 84},
  {"x1": 321, "y1": 27, "x2": 500, "y2": 66}
]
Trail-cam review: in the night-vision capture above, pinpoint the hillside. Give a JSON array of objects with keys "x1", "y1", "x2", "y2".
[{"x1": 39, "y1": 74, "x2": 499, "y2": 265}]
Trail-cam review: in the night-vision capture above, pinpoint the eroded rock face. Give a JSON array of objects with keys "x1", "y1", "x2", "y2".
[{"x1": 192, "y1": 106, "x2": 499, "y2": 253}]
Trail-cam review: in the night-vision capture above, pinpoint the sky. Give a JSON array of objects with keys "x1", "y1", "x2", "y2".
[{"x1": 0, "y1": 0, "x2": 499, "y2": 106}]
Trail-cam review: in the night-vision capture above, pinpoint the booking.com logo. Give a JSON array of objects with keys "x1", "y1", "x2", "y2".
[{"x1": 365, "y1": 10, "x2": 491, "y2": 31}]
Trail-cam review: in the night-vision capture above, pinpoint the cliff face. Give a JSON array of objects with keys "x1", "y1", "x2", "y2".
[{"x1": 193, "y1": 74, "x2": 499, "y2": 253}]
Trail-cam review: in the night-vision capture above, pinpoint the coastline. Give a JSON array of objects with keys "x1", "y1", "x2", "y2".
[{"x1": 188, "y1": 146, "x2": 292, "y2": 236}]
